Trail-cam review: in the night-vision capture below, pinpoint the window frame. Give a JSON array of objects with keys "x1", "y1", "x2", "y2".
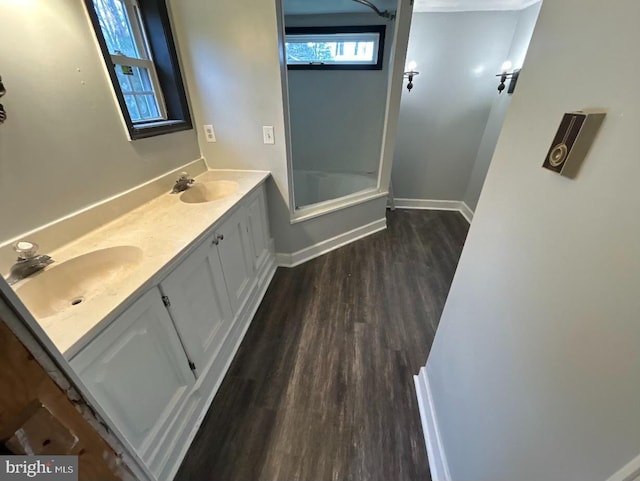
[
  {"x1": 84, "y1": 0, "x2": 192, "y2": 140},
  {"x1": 285, "y1": 25, "x2": 386, "y2": 71}
]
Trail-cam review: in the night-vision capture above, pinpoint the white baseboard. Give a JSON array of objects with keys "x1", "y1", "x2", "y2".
[
  {"x1": 606, "y1": 453, "x2": 640, "y2": 481},
  {"x1": 458, "y1": 202, "x2": 474, "y2": 223},
  {"x1": 276, "y1": 218, "x2": 387, "y2": 268},
  {"x1": 394, "y1": 198, "x2": 474, "y2": 224},
  {"x1": 414, "y1": 367, "x2": 452, "y2": 481}
]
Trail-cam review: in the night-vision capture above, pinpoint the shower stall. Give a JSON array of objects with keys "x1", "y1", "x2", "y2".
[{"x1": 283, "y1": 0, "x2": 397, "y2": 209}]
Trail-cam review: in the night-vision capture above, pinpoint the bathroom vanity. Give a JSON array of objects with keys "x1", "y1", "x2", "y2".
[{"x1": 7, "y1": 167, "x2": 275, "y2": 481}]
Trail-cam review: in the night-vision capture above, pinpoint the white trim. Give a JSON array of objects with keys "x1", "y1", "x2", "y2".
[
  {"x1": 276, "y1": 218, "x2": 387, "y2": 268},
  {"x1": 394, "y1": 198, "x2": 461, "y2": 211},
  {"x1": 414, "y1": 0, "x2": 540, "y2": 13},
  {"x1": 291, "y1": 190, "x2": 387, "y2": 224},
  {"x1": 393, "y1": 198, "x2": 474, "y2": 224},
  {"x1": 459, "y1": 201, "x2": 474, "y2": 223},
  {"x1": 414, "y1": 367, "x2": 452, "y2": 481},
  {"x1": 605, "y1": 453, "x2": 640, "y2": 481}
]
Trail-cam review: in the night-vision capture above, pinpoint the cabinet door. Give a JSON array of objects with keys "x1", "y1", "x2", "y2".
[
  {"x1": 160, "y1": 235, "x2": 233, "y2": 377},
  {"x1": 216, "y1": 207, "x2": 255, "y2": 314},
  {"x1": 70, "y1": 288, "x2": 194, "y2": 458},
  {"x1": 246, "y1": 186, "x2": 270, "y2": 272}
]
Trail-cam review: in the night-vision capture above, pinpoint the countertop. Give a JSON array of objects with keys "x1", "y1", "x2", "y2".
[{"x1": 12, "y1": 169, "x2": 270, "y2": 359}]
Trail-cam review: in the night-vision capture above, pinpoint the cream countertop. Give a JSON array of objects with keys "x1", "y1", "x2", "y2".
[{"x1": 10, "y1": 169, "x2": 270, "y2": 359}]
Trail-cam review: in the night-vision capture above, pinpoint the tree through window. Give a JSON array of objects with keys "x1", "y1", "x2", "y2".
[
  {"x1": 285, "y1": 26, "x2": 386, "y2": 70},
  {"x1": 85, "y1": 0, "x2": 192, "y2": 139}
]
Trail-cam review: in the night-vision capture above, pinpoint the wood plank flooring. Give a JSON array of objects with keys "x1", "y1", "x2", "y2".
[{"x1": 175, "y1": 209, "x2": 469, "y2": 481}]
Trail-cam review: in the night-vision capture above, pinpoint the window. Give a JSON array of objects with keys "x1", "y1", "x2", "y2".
[
  {"x1": 85, "y1": 0, "x2": 192, "y2": 139},
  {"x1": 285, "y1": 26, "x2": 386, "y2": 70}
]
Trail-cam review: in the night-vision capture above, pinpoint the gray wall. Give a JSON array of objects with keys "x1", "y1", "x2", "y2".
[
  {"x1": 169, "y1": 0, "x2": 414, "y2": 254},
  {"x1": 285, "y1": 13, "x2": 393, "y2": 175},
  {"x1": 0, "y1": 0, "x2": 404, "y2": 258},
  {"x1": 0, "y1": 0, "x2": 201, "y2": 245},
  {"x1": 391, "y1": 11, "x2": 518, "y2": 201},
  {"x1": 425, "y1": 0, "x2": 640, "y2": 479},
  {"x1": 463, "y1": 2, "x2": 541, "y2": 210}
]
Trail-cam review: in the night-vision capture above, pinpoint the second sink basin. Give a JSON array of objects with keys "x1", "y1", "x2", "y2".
[
  {"x1": 180, "y1": 180, "x2": 239, "y2": 204},
  {"x1": 15, "y1": 246, "x2": 143, "y2": 319}
]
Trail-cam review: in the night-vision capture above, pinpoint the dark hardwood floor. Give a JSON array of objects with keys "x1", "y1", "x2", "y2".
[{"x1": 175, "y1": 209, "x2": 469, "y2": 481}]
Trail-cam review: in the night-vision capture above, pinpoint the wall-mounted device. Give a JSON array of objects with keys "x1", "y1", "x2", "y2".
[
  {"x1": 542, "y1": 109, "x2": 606, "y2": 178},
  {"x1": 0, "y1": 75, "x2": 6, "y2": 125},
  {"x1": 496, "y1": 61, "x2": 519, "y2": 94}
]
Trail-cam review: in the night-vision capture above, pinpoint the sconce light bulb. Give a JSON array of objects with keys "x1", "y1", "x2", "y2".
[
  {"x1": 406, "y1": 60, "x2": 417, "y2": 72},
  {"x1": 501, "y1": 60, "x2": 512, "y2": 72}
]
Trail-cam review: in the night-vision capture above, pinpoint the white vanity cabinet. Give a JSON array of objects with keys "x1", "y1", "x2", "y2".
[
  {"x1": 246, "y1": 186, "x2": 271, "y2": 275},
  {"x1": 158, "y1": 204, "x2": 257, "y2": 378},
  {"x1": 70, "y1": 182, "x2": 275, "y2": 481},
  {"x1": 69, "y1": 287, "x2": 196, "y2": 467},
  {"x1": 159, "y1": 230, "x2": 234, "y2": 378},
  {"x1": 214, "y1": 206, "x2": 256, "y2": 314}
]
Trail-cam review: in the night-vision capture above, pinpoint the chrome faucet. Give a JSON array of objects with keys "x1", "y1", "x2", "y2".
[
  {"x1": 172, "y1": 172, "x2": 195, "y2": 193},
  {"x1": 6, "y1": 241, "x2": 54, "y2": 286}
]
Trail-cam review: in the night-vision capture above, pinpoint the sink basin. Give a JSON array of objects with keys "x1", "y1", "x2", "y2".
[
  {"x1": 180, "y1": 180, "x2": 239, "y2": 204},
  {"x1": 15, "y1": 246, "x2": 143, "y2": 319}
]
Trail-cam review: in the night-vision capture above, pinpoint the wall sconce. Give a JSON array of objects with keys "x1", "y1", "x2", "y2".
[
  {"x1": 404, "y1": 61, "x2": 419, "y2": 92},
  {"x1": 496, "y1": 61, "x2": 520, "y2": 94},
  {"x1": 0, "y1": 75, "x2": 6, "y2": 125}
]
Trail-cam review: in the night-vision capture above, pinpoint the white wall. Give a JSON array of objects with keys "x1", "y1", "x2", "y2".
[
  {"x1": 286, "y1": 13, "x2": 393, "y2": 176},
  {"x1": 392, "y1": 11, "x2": 518, "y2": 201},
  {"x1": 425, "y1": 1, "x2": 640, "y2": 480},
  {"x1": 169, "y1": 0, "x2": 414, "y2": 254},
  {"x1": 463, "y1": 1, "x2": 541, "y2": 210},
  {"x1": 0, "y1": 0, "x2": 201, "y2": 245}
]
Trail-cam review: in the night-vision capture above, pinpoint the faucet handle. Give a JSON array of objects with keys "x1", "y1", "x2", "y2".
[
  {"x1": 178, "y1": 171, "x2": 190, "y2": 180},
  {"x1": 13, "y1": 241, "x2": 39, "y2": 260}
]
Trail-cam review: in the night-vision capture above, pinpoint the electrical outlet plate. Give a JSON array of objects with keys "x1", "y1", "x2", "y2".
[
  {"x1": 263, "y1": 126, "x2": 275, "y2": 144},
  {"x1": 203, "y1": 124, "x2": 216, "y2": 142}
]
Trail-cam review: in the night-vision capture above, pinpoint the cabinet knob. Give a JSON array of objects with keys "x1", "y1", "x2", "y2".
[{"x1": 212, "y1": 234, "x2": 224, "y2": 246}]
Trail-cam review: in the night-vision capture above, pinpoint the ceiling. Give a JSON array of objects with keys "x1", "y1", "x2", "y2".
[
  {"x1": 284, "y1": 0, "x2": 397, "y2": 16},
  {"x1": 413, "y1": 0, "x2": 540, "y2": 12},
  {"x1": 283, "y1": 0, "x2": 539, "y2": 15}
]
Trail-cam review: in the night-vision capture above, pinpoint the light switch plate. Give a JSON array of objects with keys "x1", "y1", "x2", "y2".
[{"x1": 263, "y1": 126, "x2": 275, "y2": 144}]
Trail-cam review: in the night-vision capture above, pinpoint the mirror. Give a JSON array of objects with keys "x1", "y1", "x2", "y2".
[{"x1": 282, "y1": 0, "x2": 397, "y2": 209}]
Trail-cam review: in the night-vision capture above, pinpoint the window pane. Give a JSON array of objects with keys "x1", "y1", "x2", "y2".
[
  {"x1": 115, "y1": 66, "x2": 133, "y2": 92},
  {"x1": 144, "y1": 94, "x2": 160, "y2": 119},
  {"x1": 286, "y1": 42, "x2": 334, "y2": 63},
  {"x1": 139, "y1": 67, "x2": 154, "y2": 91},
  {"x1": 116, "y1": 65, "x2": 162, "y2": 123},
  {"x1": 124, "y1": 94, "x2": 141, "y2": 122},
  {"x1": 285, "y1": 32, "x2": 380, "y2": 65},
  {"x1": 135, "y1": 95, "x2": 150, "y2": 118},
  {"x1": 93, "y1": 0, "x2": 140, "y2": 58}
]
